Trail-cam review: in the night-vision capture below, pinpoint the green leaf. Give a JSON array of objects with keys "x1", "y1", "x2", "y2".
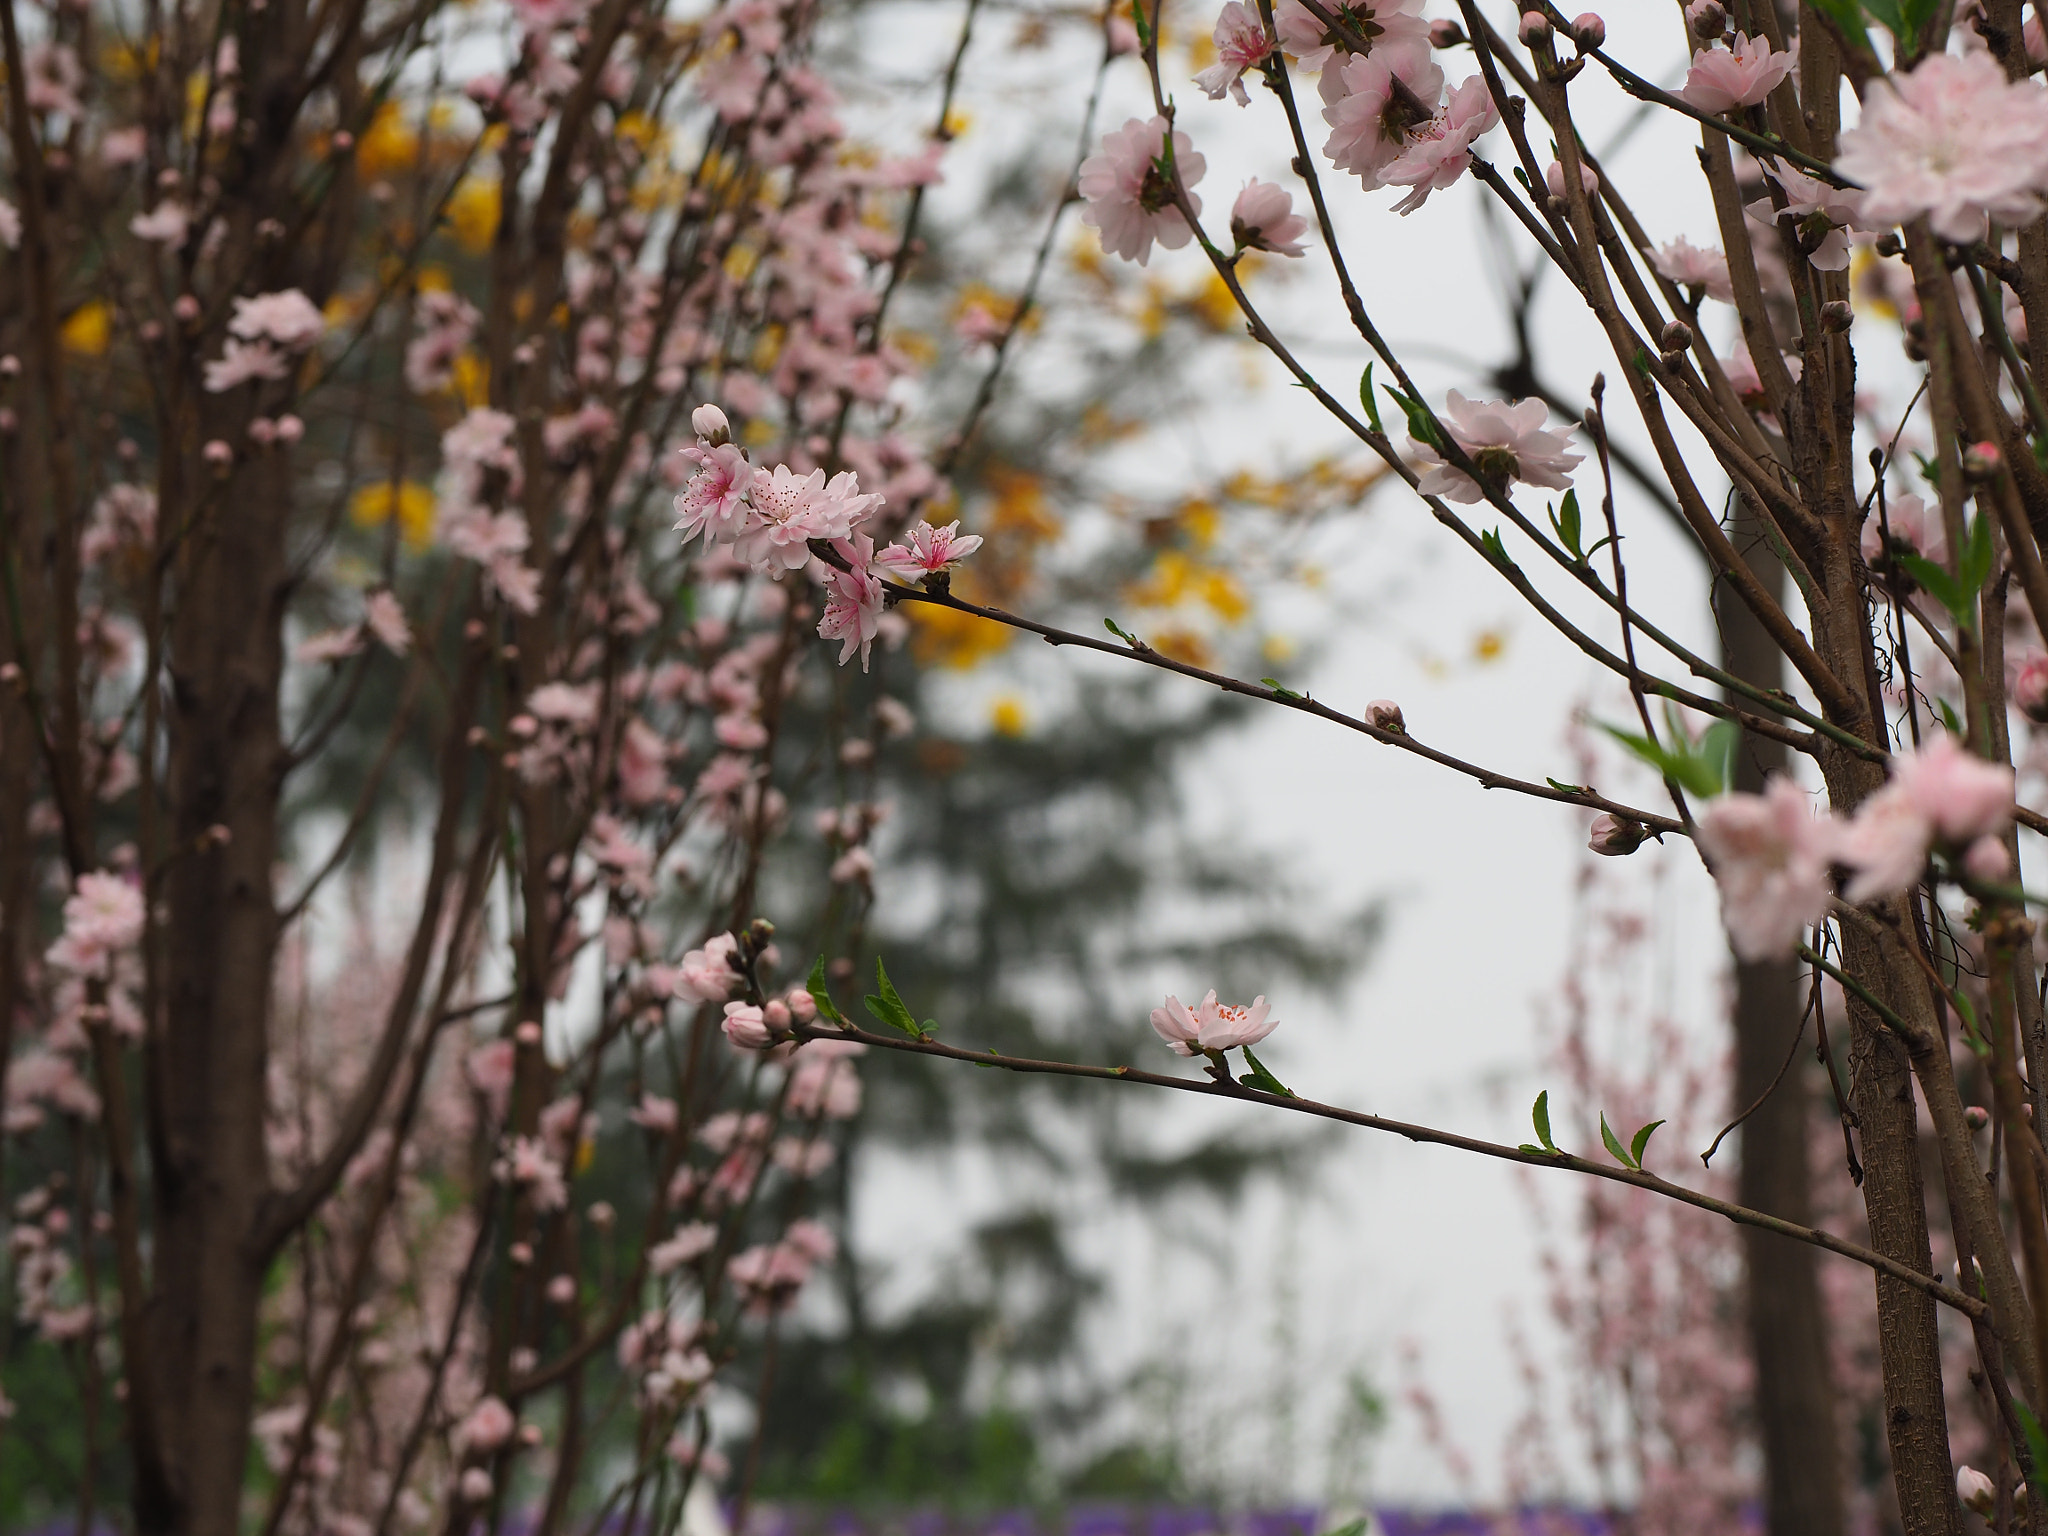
[
  {"x1": 1600, "y1": 1112, "x2": 1638, "y2": 1170},
  {"x1": 1359, "y1": 364, "x2": 1383, "y2": 436},
  {"x1": 806, "y1": 955, "x2": 846, "y2": 1026},
  {"x1": 2018, "y1": 1402, "x2": 2048, "y2": 1502},
  {"x1": 1631, "y1": 347, "x2": 1654, "y2": 377},
  {"x1": 1699, "y1": 718, "x2": 1740, "y2": 797},
  {"x1": 1241, "y1": 1046, "x2": 1294, "y2": 1097},
  {"x1": 1129, "y1": 0, "x2": 1152, "y2": 49},
  {"x1": 1383, "y1": 385, "x2": 1441, "y2": 450},
  {"x1": 1935, "y1": 697, "x2": 1964, "y2": 737},
  {"x1": 1808, "y1": 0, "x2": 1872, "y2": 52},
  {"x1": 1104, "y1": 617, "x2": 1143, "y2": 648},
  {"x1": 1898, "y1": 0, "x2": 1940, "y2": 44},
  {"x1": 1546, "y1": 777, "x2": 1589, "y2": 795},
  {"x1": 1858, "y1": 0, "x2": 1906, "y2": 39},
  {"x1": 1629, "y1": 1118, "x2": 1666, "y2": 1168},
  {"x1": 1596, "y1": 719, "x2": 1727, "y2": 800},
  {"x1": 863, "y1": 958, "x2": 926, "y2": 1040},
  {"x1": 1480, "y1": 527, "x2": 1516, "y2": 572},
  {"x1": 1532, "y1": 1090, "x2": 1558, "y2": 1152},
  {"x1": 1549, "y1": 489, "x2": 1583, "y2": 559},
  {"x1": 1261, "y1": 678, "x2": 1304, "y2": 700},
  {"x1": 1895, "y1": 552, "x2": 1970, "y2": 626},
  {"x1": 1960, "y1": 509, "x2": 1995, "y2": 601}
]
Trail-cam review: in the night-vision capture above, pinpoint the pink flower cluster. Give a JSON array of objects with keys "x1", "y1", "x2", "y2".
[
  {"x1": 1321, "y1": 31, "x2": 1498, "y2": 214},
  {"x1": 1698, "y1": 735, "x2": 2015, "y2": 960},
  {"x1": 1079, "y1": 116, "x2": 1206, "y2": 267},
  {"x1": 1409, "y1": 390, "x2": 1583, "y2": 504}
]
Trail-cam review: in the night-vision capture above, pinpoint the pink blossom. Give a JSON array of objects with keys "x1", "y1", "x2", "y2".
[
  {"x1": 227, "y1": 289, "x2": 327, "y2": 350},
  {"x1": 295, "y1": 626, "x2": 363, "y2": 665},
  {"x1": 649, "y1": 1222, "x2": 717, "y2": 1274},
  {"x1": 1277, "y1": 0, "x2": 1428, "y2": 71},
  {"x1": 2015, "y1": 654, "x2": 2048, "y2": 722},
  {"x1": 1230, "y1": 179, "x2": 1311, "y2": 256},
  {"x1": 873, "y1": 520, "x2": 984, "y2": 580},
  {"x1": 674, "y1": 444, "x2": 754, "y2": 546},
  {"x1": 466, "y1": 1040, "x2": 516, "y2": 1117},
  {"x1": 1649, "y1": 237, "x2": 1733, "y2": 303},
  {"x1": 1837, "y1": 782, "x2": 1930, "y2": 903},
  {"x1": 1545, "y1": 159, "x2": 1598, "y2": 199},
  {"x1": 494, "y1": 1135, "x2": 568, "y2": 1211},
  {"x1": 47, "y1": 871, "x2": 145, "y2": 978},
  {"x1": 1382, "y1": 77, "x2": 1498, "y2": 214},
  {"x1": 1196, "y1": 3, "x2": 1272, "y2": 106},
  {"x1": 819, "y1": 538, "x2": 887, "y2": 671},
  {"x1": 204, "y1": 338, "x2": 290, "y2": 393},
  {"x1": 693, "y1": 403, "x2": 730, "y2": 438},
  {"x1": 363, "y1": 590, "x2": 409, "y2": 654},
  {"x1": 129, "y1": 202, "x2": 190, "y2": 246},
  {"x1": 1835, "y1": 50, "x2": 2048, "y2": 242},
  {"x1": 1696, "y1": 777, "x2": 1837, "y2": 961},
  {"x1": 456, "y1": 1397, "x2": 516, "y2": 1455},
  {"x1": 628, "y1": 1093, "x2": 679, "y2": 1134},
  {"x1": 1959, "y1": 1467, "x2": 1997, "y2": 1519},
  {"x1": 1893, "y1": 732, "x2": 2014, "y2": 843},
  {"x1": 676, "y1": 934, "x2": 742, "y2": 1003},
  {"x1": 1148, "y1": 989, "x2": 1279, "y2": 1055},
  {"x1": 733, "y1": 465, "x2": 829, "y2": 569},
  {"x1": 1588, "y1": 812, "x2": 1648, "y2": 856},
  {"x1": 1860, "y1": 491, "x2": 1944, "y2": 567},
  {"x1": 1676, "y1": 33, "x2": 1794, "y2": 114},
  {"x1": 1965, "y1": 835, "x2": 2013, "y2": 881},
  {"x1": 1078, "y1": 116, "x2": 1206, "y2": 267},
  {"x1": 1746, "y1": 167, "x2": 1861, "y2": 272},
  {"x1": 723, "y1": 1001, "x2": 774, "y2": 1049},
  {"x1": 1322, "y1": 47, "x2": 1445, "y2": 188},
  {"x1": 1409, "y1": 391, "x2": 1583, "y2": 504}
]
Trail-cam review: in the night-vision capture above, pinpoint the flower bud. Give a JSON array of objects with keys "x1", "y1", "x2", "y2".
[
  {"x1": 1963, "y1": 440, "x2": 2003, "y2": 481},
  {"x1": 1819, "y1": 300, "x2": 1854, "y2": 334},
  {"x1": 1568, "y1": 12, "x2": 1605, "y2": 48},
  {"x1": 786, "y1": 985, "x2": 819, "y2": 1023},
  {"x1": 1659, "y1": 319, "x2": 1693, "y2": 352},
  {"x1": 508, "y1": 1241, "x2": 533, "y2": 1267},
  {"x1": 1367, "y1": 698, "x2": 1406, "y2": 733},
  {"x1": 1875, "y1": 231, "x2": 1903, "y2": 257},
  {"x1": 173, "y1": 293, "x2": 201, "y2": 323},
  {"x1": 1965, "y1": 835, "x2": 2013, "y2": 881},
  {"x1": 1958, "y1": 1466, "x2": 1996, "y2": 1518},
  {"x1": 546, "y1": 1275, "x2": 576, "y2": 1305},
  {"x1": 692, "y1": 403, "x2": 731, "y2": 444},
  {"x1": 202, "y1": 439, "x2": 233, "y2": 469},
  {"x1": 1588, "y1": 812, "x2": 1648, "y2": 857},
  {"x1": 722, "y1": 1001, "x2": 774, "y2": 1049},
  {"x1": 1545, "y1": 159, "x2": 1598, "y2": 200},
  {"x1": 1429, "y1": 17, "x2": 1465, "y2": 46},
  {"x1": 515, "y1": 1019, "x2": 543, "y2": 1046},
  {"x1": 459, "y1": 1468, "x2": 493, "y2": 1504},
  {"x1": 588, "y1": 1200, "x2": 616, "y2": 1228},
  {"x1": 1519, "y1": 10, "x2": 1551, "y2": 44},
  {"x1": 1966, "y1": 1104, "x2": 1991, "y2": 1131},
  {"x1": 2015, "y1": 655, "x2": 2048, "y2": 722},
  {"x1": 763, "y1": 998, "x2": 792, "y2": 1030},
  {"x1": 1686, "y1": 0, "x2": 1725, "y2": 37}
]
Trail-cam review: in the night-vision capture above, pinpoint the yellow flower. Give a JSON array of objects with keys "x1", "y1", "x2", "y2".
[
  {"x1": 909, "y1": 602, "x2": 1013, "y2": 669},
  {"x1": 445, "y1": 177, "x2": 501, "y2": 254},
  {"x1": 60, "y1": 301, "x2": 111, "y2": 357},
  {"x1": 989, "y1": 696, "x2": 1028, "y2": 737},
  {"x1": 356, "y1": 102, "x2": 420, "y2": 179},
  {"x1": 350, "y1": 480, "x2": 438, "y2": 551},
  {"x1": 1473, "y1": 628, "x2": 1507, "y2": 662},
  {"x1": 450, "y1": 350, "x2": 490, "y2": 409}
]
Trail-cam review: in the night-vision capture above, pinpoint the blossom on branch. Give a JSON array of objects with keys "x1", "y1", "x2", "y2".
[
  {"x1": 1231, "y1": 179, "x2": 1312, "y2": 255},
  {"x1": 1277, "y1": 0, "x2": 1428, "y2": 72},
  {"x1": 1696, "y1": 777, "x2": 1835, "y2": 961},
  {"x1": 1149, "y1": 990, "x2": 1279, "y2": 1055},
  {"x1": 1408, "y1": 391, "x2": 1582, "y2": 504},
  {"x1": 1322, "y1": 45, "x2": 1444, "y2": 188},
  {"x1": 874, "y1": 520, "x2": 983, "y2": 581},
  {"x1": 1835, "y1": 50, "x2": 2048, "y2": 242},
  {"x1": 1382, "y1": 77, "x2": 1498, "y2": 213},
  {"x1": 227, "y1": 289, "x2": 327, "y2": 350},
  {"x1": 1079, "y1": 116, "x2": 1206, "y2": 267},
  {"x1": 1838, "y1": 734, "x2": 2015, "y2": 901},
  {"x1": 1196, "y1": 2, "x2": 1273, "y2": 106},
  {"x1": 819, "y1": 536, "x2": 887, "y2": 671},
  {"x1": 1676, "y1": 33, "x2": 1794, "y2": 115},
  {"x1": 1650, "y1": 236, "x2": 1734, "y2": 302},
  {"x1": 47, "y1": 871, "x2": 145, "y2": 979}
]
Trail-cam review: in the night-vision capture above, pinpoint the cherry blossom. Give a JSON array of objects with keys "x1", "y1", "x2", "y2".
[
  {"x1": 1231, "y1": 180, "x2": 1311, "y2": 257},
  {"x1": 1588, "y1": 812, "x2": 1648, "y2": 856},
  {"x1": 455, "y1": 1397, "x2": 516, "y2": 1455},
  {"x1": 874, "y1": 520, "x2": 984, "y2": 580},
  {"x1": 129, "y1": 202, "x2": 190, "y2": 245},
  {"x1": 1382, "y1": 77, "x2": 1498, "y2": 214},
  {"x1": 1650, "y1": 237, "x2": 1734, "y2": 303},
  {"x1": 1078, "y1": 116, "x2": 1206, "y2": 267},
  {"x1": 494, "y1": 1136, "x2": 568, "y2": 1212},
  {"x1": 1196, "y1": 3, "x2": 1272, "y2": 105},
  {"x1": 1149, "y1": 990, "x2": 1280, "y2": 1055},
  {"x1": 1959, "y1": 1467, "x2": 1997, "y2": 1519},
  {"x1": 1861, "y1": 492, "x2": 1944, "y2": 566},
  {"x1": 1836, "y1": 50, "x2": 2048, "y2": 242},
  {"x1": 674, "y1": 444, "x2": 754, "y2": 546},
  {"x1": 1277, "y1": 0, "x2": 1428, "y2": 71},
  {"x1": 1322, "y1": 46, "x2": 1444, "y2": 188},
  {"x1": 47, "y1": 871, "x2": 145, "y2": 979},
  {"x1": 1837, "y1": 737, "x2": 2016, "y2": 902},
  {"x1": 1747, "y1": 167, "x2": 1861, "y2": 272},
  {"x1": 1676, "y1": 33, "x2": 1794, "y2": 115},
  {"x1": 1696, "y1": 777, "x2": 1837, "y2": 961},
  {"x1": 363, "y1": 590, "x2": 409, "y2": 654},
  {"x1": 1408, "y1": 391, "x2": 1583, "y2": 504},
  {"x1": 722, "y1": 1001, "x2": 774, "y2": 1049},
  {"x1": 819, "y1": 539, "x2": 888, "y2": 671},
  {"x1": 227, "y1": 289, "x2": 327, "y2": 350},
  {"x1": 203, "y1": 338, "x2": 290, "y2": 393}
]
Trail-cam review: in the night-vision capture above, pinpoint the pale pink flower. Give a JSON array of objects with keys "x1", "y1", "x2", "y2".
[
  {"x1": 459, "y1": 1469, "x2": 493, "y2": 1503},
  {"x1": 649, "y1": 1222, "x2": 717, "y2": 1274},
  {"x1": 1148, "y1": 989, "x2": 1279, "y2": 1055},
  {"x1": 1544, "y1": 158, "x2": 1599, "y2": 199},
  {"x1": 227, "y1": 289, "x2": 327, "y2": 350},
  {"x1": 1861, "y1": 492, "x2": 1945, "y2": 566},
  {"x1": 2014, "y1": 654, "x2": 2048, "y2": 722},
  {"x1": 1696, "y1": 777, "x2": 1838, "y2": 961},
  {"x1": 295, "y1": 626, "x2": 363, "y2": 665},
  {"x1": 466, "y1": 1040, "x2": 516, "y2": 1117},
  {"x1": 1649, "y1": 237, "x2": 1734, "y2": 303},
  {"x1": 100, "y1": 127, "x2": 146, "y2": 167},
  {"x1": 1835, "y1": 50, "x2": 2048, "y2": 242},
  {"x1": 1747, "y1": 166, "x2": 1861, "y2": 272},
  {"x1": 129, "y1": 202, "x2": 190, "y2": 246},
  {"x1": 495, "y1": 1136, "x2": 568, "y2": 1211},
  {"x1": 456, "y1": 1397, "x2": 516, "y2": 1455},
  {"x1": 692, "y1": 403, "x2": 730, "y2": 438},
  {"x1": 1409, "y1": 390, "x2": 1583, "y2": 503},
  {"x1": 1837, "y1": 782, "x2": 1932, "y2": 902},
  {"x1": 1892, "y1": 732, "x2": 2014, "y2": 843},
  {"x1": 1277, "y1": 0, "x2": 1428, "y2": 71},
  {"x1": 1382, "y1": 77, "x2": 1498, "y2": 213},
  {"x1": 1230, "y1": 179, "x2": 1311, "y2": 256},
  {"x1": 674, "y1": 443, "x2": 754, "y2": 545},
  {"x1": 204, "y1": 338, "x2": 290, "y2": 393},
  {"x1": 628, "y1": 1093, "x2": 679, "y2": 1134},
  {"x1": 363, "y1": 590, "x2": 410, "y2": 654},
  {"x1": 47, "y1": 871, "x2": 145, "y2": 978},
  {"x1": 1587, "y1": 812, "x2": 1647, "y2": 856},
  {"x1": 732, "y1": 464, "x2": 829, "y2": 569},
  {"x1": 723, "y1": 1001, "x2": 774, "y2": 1049},
  {"x1": 873, "y1": 520, "x2": 984, "y2": 580},
  {"x1": 1959, "y1": 1467, "x2": 1997, "y2": 1519},
  {"x1": 1677, "y1": 32, "x2": 1794, "y2": 114},
  {"x1": 1322, "y1": 47, "x2": 1445, "y2": 187},
  {"x1": 1078, "y1": 116, "x2": 1206, "y2": 267},
  {"x1": 1965, "y1": 835, "x2": 2013, "y2": 881},
  {"x1": 819, "y1": 537, "x2": 887, "y2": 671},
  {"x1": 1196, "y1": 2, "x2": 1273, "y2": 105}
]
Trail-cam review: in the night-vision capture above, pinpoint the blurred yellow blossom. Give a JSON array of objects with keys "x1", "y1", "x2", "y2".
[
  {"x1": 989, "y1": 696, "x2": 1028, "y2": 737},
  {"x1": 60, "y1": 302, "x2": 111, "y2": 357},
  {"x1": 351, "y1": 481, "x2": 437, "y2": 550}
]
